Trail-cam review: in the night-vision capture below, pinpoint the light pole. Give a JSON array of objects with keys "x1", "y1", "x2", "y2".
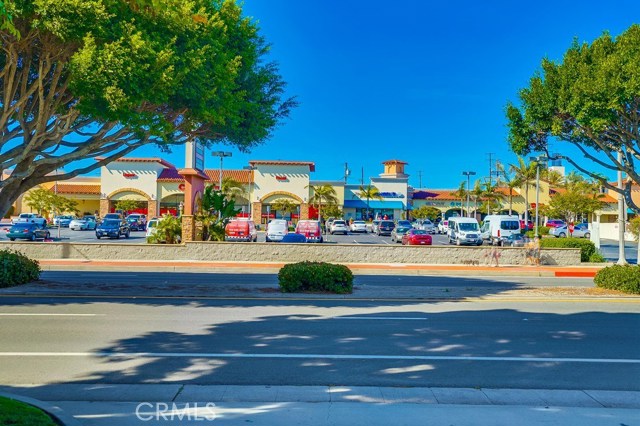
[
  {"x1": 243, "y1": 165, "x2": 257, "y2": 219},
  {"x1": 211, "y1": 151, "x2": 232, "y2": 220},
  {"x1": 462, "y1": 171, "x2": 475, "y2": 218},
  {"x1": 530, "y1": 155, "x2": 548, "y2": 237},
  {"x1": 617, "y1": 151, "x2": 627, "y2": 265}
]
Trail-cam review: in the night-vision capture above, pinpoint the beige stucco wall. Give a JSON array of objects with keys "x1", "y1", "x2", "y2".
[
  {"x1": 0, "y1": 242, "x2": 581, "y2": 266},
  {"x1": 253, "y1": 165, "x2": 310, "y2": 203},
  {"x1": 101, "y1": 162, "x2": 165, "y2": 200}
]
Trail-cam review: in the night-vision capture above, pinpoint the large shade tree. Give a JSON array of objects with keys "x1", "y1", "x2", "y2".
[
  {"x1": 506, "y1": 24, "x2": 640, "y2": 211},
  {"x1": 0, "y1": 0, "x2": 294, "y2": 218}
]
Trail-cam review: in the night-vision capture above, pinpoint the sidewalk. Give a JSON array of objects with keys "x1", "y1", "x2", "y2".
[
  {"x1": 1, "y1": 384, "x2": 638, "y2": 425},
  {"x1": 37, "y1": 258, "x2": 604, "y2": 277}
]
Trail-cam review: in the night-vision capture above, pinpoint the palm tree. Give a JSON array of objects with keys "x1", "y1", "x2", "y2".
[
  {"x1": 271, "y1": 198, "x2": 297, "y2": 220},
  {"x1": 482, "y1": 182, "x2": 504, "y2": 215},
  {"x1": 221, "y1": 177, "x2": 246, "y2": 200},
  {"x1": 510, "y1": 156, "x2": 538, "y2": 223},
  {"x1": 496, "y1": 162, "x2": 518, "y2": 215},
  {"x1": 357, "y1": 184, "x2": 383, "y2": 219},
  {"x1": 308, "y1": 184, "x2": 338, "y2": 224},
  {"x1": 451, "y1": 181, "x2": 466, "y2": 217},
  {"x1": 542, "y1": 169, "x2": 565, "y2": 188},
  {"x1": 471, "y1": 180, "x2": 484, "y2": 219}
]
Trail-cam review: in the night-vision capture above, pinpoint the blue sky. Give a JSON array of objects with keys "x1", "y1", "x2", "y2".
[{"x1": 128, "y1": 0, "x2": 638, "y2": 188}]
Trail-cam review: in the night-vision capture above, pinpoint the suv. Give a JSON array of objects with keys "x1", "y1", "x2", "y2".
[
  {"x1": 96, "y1": 219, "x2": 130, "y2": 239},
  {"x1": 377, "y1": 220, "x2": 395, "y2": 236},
  {"x1": 12, "y1": 213, "x2": 47, "y2": 228},
  {"x1": 330, "y1": 220, "x2": 348, "y2": 235}
]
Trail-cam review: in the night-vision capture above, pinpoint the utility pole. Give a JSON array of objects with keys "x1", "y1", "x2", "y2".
[
  {"x1": 344, "y1": 163, "x2": 350, "y2": 184},
  {"x1": 417, "y1": 171, "x2": 423, "y2": 189},
  {"x1": 361, "y1": 167, "x2": 364, "y2": 186},
  {"x1": 487, "y1": 153, "x2": 495, "y2": 188}
]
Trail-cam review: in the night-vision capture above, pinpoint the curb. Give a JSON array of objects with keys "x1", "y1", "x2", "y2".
[{"x1": 0, "y1": 392, "x2": 82, "y2": 426}]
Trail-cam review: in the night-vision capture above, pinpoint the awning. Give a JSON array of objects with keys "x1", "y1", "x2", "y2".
[{"x1": 344, "y1": 200, "x2": 405, "y2": 210}]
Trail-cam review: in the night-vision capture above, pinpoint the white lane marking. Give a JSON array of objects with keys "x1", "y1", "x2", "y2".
[
  {"x1": 0, "y1": 313, "x2": 102, "y2": 316},
  {"x1": 338, "y1": 316, "x2": 428, "y2": 320},
  {"x1": 0, "y1": 352, "x2": 637, "y2": 364},
  {"x1": 77, "y1": 274, "x2": 138, "y2": 277}
]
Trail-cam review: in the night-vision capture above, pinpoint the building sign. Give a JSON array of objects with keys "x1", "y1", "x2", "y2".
[
  {"x1": 275, "y1": 175, "x2": 288, "y2": 181},
  {"x1": 178, "y1": 183, "x2": 186, "y2": 192},
  {"x1": 185, "y1": 140, "x2": 205, "y2": 172},
  {"x1": 379, "y1": 192, "x2": 404, "y2": 198},
  {"x1": 122, "y1": 173, "x2": 137, "y2": 178},
  {"x1": 194, "y1": 142, "x2": 205, "y2": 172}
]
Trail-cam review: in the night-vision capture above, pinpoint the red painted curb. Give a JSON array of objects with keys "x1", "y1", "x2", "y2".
[{"x1": 554, "y1": 271, "x2": 597, "y2": 278}]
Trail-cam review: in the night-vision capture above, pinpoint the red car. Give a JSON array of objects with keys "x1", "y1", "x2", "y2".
[
  {"x1": 520, "y1": 220, "x2": 533, "y2": 230},
  {"x1": 402, "y1": 229, "x2": 432, "y2": 245},
  {"x1": 546, "y1": 219, "x2": 566, "y2": 228}
]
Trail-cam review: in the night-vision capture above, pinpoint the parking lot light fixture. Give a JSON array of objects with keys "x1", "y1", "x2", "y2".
[
  {"x1": 243, "y1": 165, "x2": 257, "y2": 219},
  {"x1": 212, "y1": 151, "x2": 232, "y2": 220},
  {"x1": 530, "y1": 155, "x2": 548, "y2": 237},
  {"x1": 462, "y1": 171, "x2": 475, "y2": 218}
]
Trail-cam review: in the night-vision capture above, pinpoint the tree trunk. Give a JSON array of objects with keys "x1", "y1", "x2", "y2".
[
  {"x1": 0, "y1": 179, "x2": 28, "y2": 220},
  {"x1": 509, "y1": 190, "x2": 513, "y2": 215},
  {"x1": 524, "y1": 185, "x2": 529, "y2": 223}
]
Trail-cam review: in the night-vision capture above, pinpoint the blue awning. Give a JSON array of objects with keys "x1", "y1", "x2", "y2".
[{"x1": 344, "y1": 200, "x2": 405, "y2": 210}]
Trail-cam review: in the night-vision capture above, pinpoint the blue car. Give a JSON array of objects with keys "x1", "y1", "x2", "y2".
[
  {"x1": 280, "y1": 233, "x2": 307, "y2": 243},
  {"x1": 7, "y1": 223, "x2": 50, "y2": 241}
]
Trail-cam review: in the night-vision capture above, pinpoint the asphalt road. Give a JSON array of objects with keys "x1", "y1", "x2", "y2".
[{"x1": 0, "y1": 293, "x2": 637, "y2": 390}]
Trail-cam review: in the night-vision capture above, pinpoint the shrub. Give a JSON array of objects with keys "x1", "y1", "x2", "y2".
[
  {"x1": 588, "y1": 252, "x2": 606, "y2": 263},
  {"x1": 278, "y1": 261, "x2": 353, "y2": 294},
  {"x1": 0, "y1": 249, "x2": 40, "y2": 288},
  {"x1": 539, "y1": 238, "x2": 596, "y2": 262},
  {"x1": 594, "y1": 265, "x2": 640, "y2": 294},
  {"x1": 525, "y1": 226, "x2": 551, "y2": 238}
]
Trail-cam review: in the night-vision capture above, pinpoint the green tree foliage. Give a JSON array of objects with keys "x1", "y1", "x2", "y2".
[
  {"x1": 506, "y1": 24, "x2": 640, "y2": 211},
  {"x1": 451, "y1": 181, "x2": 467, "y2": 216},
  {"x1": 509, "y1": 156, "x2": 538, "y2": 222},
  {"x1": 411, "y1": 205, "x2": 441, "y2": 221},
  {"x1": 221, "y1": 177, "x2": 246, "y2": 200},
  {"x1": 114, "y1": 199, "x2": 140, "y2": 214},
  {"x1": 0, "y1": 0, "x2": 295, "y2": 219},
  {"x1": 198, "y1": 184, "x2": 241, "y2": 241},
  {"x1": 481, "y1": 182, "x2": 504, "y2": 215},
  {"x1": 545, "y1": 173, "x2": 604, "y2": 222},
  {"x1": 322, "y1": 203, "x2": 343, "y2": 219},
  {"x1": 24, "y1": 187, "x2": 78, "y2": 216},
  {"x1": 496, "y1": 162, "x2": 518, "y2": 215},
  {"x1": 148, "y1": 214, "x2": 181, "y2": 244},
  {"x1": 271, "y1": 198, "x2": 297, "y2": 218},
  {"x1": 308, "y1": 184, "x2": 338, "y2": 221}
]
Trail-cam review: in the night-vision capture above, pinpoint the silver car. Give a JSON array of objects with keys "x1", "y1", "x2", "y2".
[
  {"x1": 350, "y1": 220, "x2": 367, "y2": 233},
  {"x1": 69, "y1": 217, "x2": 97, "y2": 231},
  {"x1": 550, "y1": 223, "x2": 590, "y2": 238},
  {"x1": 418, "y1": 219, "x2": 435, "y2": 234}
]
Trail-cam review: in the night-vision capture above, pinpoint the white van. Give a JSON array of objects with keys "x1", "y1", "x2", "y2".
[
  {"x1": 480, "y1": 215, "x2": 521, "y2": 246},
  {"x1": 266, "y1": 219, "x2": 289, "y2": 242},
  {"x1": 448, "y1": 217, "x2": 482, "y2": 246}
]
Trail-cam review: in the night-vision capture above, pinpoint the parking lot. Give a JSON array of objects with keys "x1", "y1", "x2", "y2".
[{"x1": 0, "y1": 222, "x2": 453, "y2": 245}]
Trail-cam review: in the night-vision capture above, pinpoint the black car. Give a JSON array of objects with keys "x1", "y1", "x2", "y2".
[
  {"x1": 96, "y1": 219, "x2": 130, "y2": 239},
  {"x1": 127, "y1": 216, "x2": 143, "y2": 231},
  {"x1": 376, "y1": 220, "x2": 395, "y2": 236}
]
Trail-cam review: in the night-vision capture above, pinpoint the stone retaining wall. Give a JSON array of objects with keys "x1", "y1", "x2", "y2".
[{"x1": 0, "y1": 242, "x2": 581, "y2": 265}]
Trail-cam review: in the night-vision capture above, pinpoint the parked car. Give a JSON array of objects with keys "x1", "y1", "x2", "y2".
[
  {"x1": 520, "y1": 220, "x2": 534, "y2": 231},
  {"x1": 7, "y1": 222, "x2": 50, "y2": 241},
  {"x1": 480, "y1": 215, "x2": 520, "y2": 246},
  {"x1": 266, "y1": 219, "x2": 288, "y2": 242},
  {"x1": 396, "y1": 220, "x2": 413, "y2": 229},
  {"x1": 295, "y1": 220, "x2": 323, "y2": 243},
  {"x1": 391, "y1": 226, "x2": 411, "y2": 243},
  {"x1": 546, "y1": 219, "x2": 566, "y2": 228},
  {"x1": 330, "y1": 220, "x2": 349, "y2": 235},
  {"x1": 103, "y1": 213, "x2": 124, "y2": 221},
  {"x1": 370, "y1": 220, "x2": 381, "y2": 234},
  {"x1": 280, "y1": 233, "x2": 307, "y2": 243},
  {"x1": 503, "y1": 233, "x2": 526, "y2": 247},
  {"x1": 12, "y1": 213, "x2": 47, "y2": 228},
  {"x1": 126, "y1": 216, "x2": 145, "y2": 231},
  {"x1": 377, "y1": 220, "x2": 395, "y2": 236},
  {"x1": 349, "y1": 220, "x2": 367, "y2": 233},
  {"x1": 69, "y1": 217, "x2": 97, "y2": 231},
  {"x1": 95, "y1": 219, "x2": 130, "y2": 239},
  {"x1": 437, "y1": 219, "x2": 449, "y2": 235},
  {"x1": 550, "y1": 223, "x2": 590, "y2": 238},
  {"x1": 53, "y1": 215, "x2": 75, "y2": 227},
  {"x1": 448, "y1": 217, "x2": 483, "y2": 246},
  {"x1": 402, "y1": 229, "x2": 433, "y2": 245},
  {"x1": 127, "y1": 214, "x2": 147, "y2": 228},
  {"x1": 145, "y1": 218, "x2": 159, "y2": 239},
  {"x1": 416, "y1": 219, "x2": 435, "y2": 234},
  {"x1": 324, "y1": 217, "x2": 336, "y2": 234},
  {"x1": 225, "y1": 219, "x2": 258, "y2": 242}
]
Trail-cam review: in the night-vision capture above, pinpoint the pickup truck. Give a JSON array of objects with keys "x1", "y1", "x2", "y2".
[{"x1": 11, "y1": 213, "x2": 47, "y2": 228}]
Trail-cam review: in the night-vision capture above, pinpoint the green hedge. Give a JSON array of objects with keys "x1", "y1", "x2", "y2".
[
  {"x1": 539, "y1": 238, "x2": 596, "y2": 262},
  {"x1": 278, "y1": 261, "x2": 353, "y2": 294},
  {"x1": 0, "y1": 249, "x2": 40, "y2": 288},
  {"x1": 594, "y1": 265, "x2": 640, "y2": 294},
  {"x1": 525, "y1": 226, "x2": 551, "y2": 238}
]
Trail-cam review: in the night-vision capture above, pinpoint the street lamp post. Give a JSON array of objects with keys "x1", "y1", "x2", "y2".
[
  {"x1": 211, "y1": 151, "x2": 232, "y2": 220},
  {"x1": 462, "y1": 171, "x2": 475, "y2": 218},
  {"x1": 530, "y1": 155, "x2": 548, "y2": 237}
]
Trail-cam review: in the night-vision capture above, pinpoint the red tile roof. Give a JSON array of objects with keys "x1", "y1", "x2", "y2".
[
  {"x1": 49, "y1": 184, "x2": 101, "y2": 195},
  {"x1": 94, "y1": 157, "x2": 175, "y2": 169},
  {"x1": 382, "y1": 159, "x2": 408, "y2": 165},
  {"x1": 249, "y1": 160, "x2": 315, "y2": 172},
  {"x1": 157, "y1": 168, "x2": 251, "y2": 184}
]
